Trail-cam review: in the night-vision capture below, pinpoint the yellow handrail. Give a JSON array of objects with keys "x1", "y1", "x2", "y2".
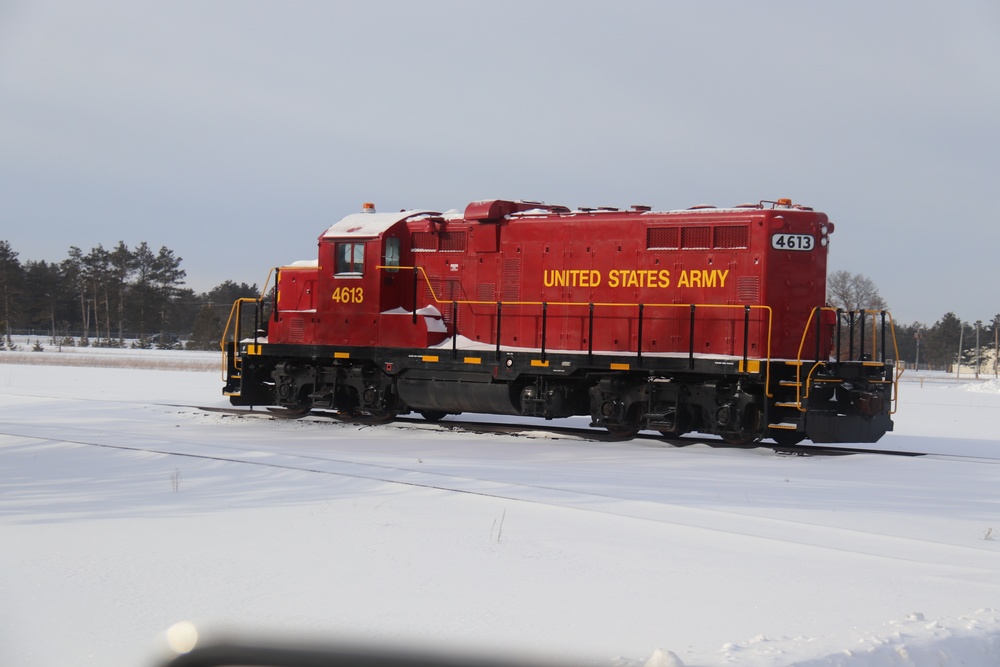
[
  {"x1": 219, "y1": 268, "x2": 276, "y2": 378},
  {"x1": 792, "y1": 307, "x2": 903, "y2": 415},
  {"x1": 224, "y1": 262, "x2": 904, "y2": 421},
  {"x1": 220, "y1": 298, "x2": 258, "y2": 377},
  {"x1": 380, "y1": 264, "x2": 776, "y2": 396}
]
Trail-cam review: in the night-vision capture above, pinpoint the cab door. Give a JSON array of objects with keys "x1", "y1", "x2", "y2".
[
  {"x1": 378, "y1": 235, "x2": 404, "y2": 314},
  {"x1": 318, "y1": 237, "x2": 381, "y2": 346}
]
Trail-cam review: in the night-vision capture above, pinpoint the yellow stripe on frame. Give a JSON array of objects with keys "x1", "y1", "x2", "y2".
[
  {"x1": 334, "y1": 351, "x2": 350, "y2": 359},
  {"x1": 464, "y1": 357, "x2": 482, "y2": 365},
  {"x1": 422, "y1": 355, "x2": 440, "y2": 363},
  {"x1": 739, "y1": 359, "x2": 761, "y2": 373},
  {"x1": 246, "y1": 344, "x2": 262, "y2": 356},
  {"x1": 530, "y1": 359, "x2": 549, "y2": 367},
  {"x1": 610, "y1": 362, "x2": 630, "y2": 371}
]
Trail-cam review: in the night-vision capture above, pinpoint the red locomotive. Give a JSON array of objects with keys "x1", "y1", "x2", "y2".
[{"x1": 223, "y1": 198, "x2": 899, "y2": 445}]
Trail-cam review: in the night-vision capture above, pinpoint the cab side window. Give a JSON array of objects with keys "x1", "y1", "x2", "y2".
[
  {"x1": 384, "y1": 237, "x2": 400, "y2": 273},
  {"x1": 336, "y1": 242, "x2": 364, "y2": 275}
]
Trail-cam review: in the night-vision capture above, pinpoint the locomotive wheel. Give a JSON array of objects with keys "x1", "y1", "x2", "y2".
[
  {"x1": 605, "y1": 405, "x2": 643, "y2": 439},
  {"x1": 720, "y1": 405, "x2": 763, "y2": 447},
  {"x1": 419, "y1": 410, "x2": 448, "y2": 422}
]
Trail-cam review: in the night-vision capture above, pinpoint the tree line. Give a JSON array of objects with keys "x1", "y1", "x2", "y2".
[
  {"x1": 827, "y1": 270, "x2": 999, "y2": 373},
  {"x1": 0, "y1": 240, "x2": 995, "y2": 369},
  {"x1": 0, "y1": 240, "x2": 259, "y2": 350}
]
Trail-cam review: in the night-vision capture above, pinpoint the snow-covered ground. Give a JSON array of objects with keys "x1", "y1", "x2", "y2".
[{"x1": 1, "y1": 349, "x2": 998, "y2": 667}]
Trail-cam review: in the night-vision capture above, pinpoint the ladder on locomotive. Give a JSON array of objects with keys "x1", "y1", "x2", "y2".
[{"x1": 220, "y1": 296, "x2": 267, "y2": 397}]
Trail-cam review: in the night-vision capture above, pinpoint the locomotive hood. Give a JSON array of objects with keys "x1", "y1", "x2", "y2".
[{"x1": 321, "y1": 209, "x2": 438, "y2": 239}]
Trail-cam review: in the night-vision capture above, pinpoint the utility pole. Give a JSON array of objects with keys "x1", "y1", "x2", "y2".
[
  {"x1": 994, "y1": 315, "x2": 1000, "y2": 378},
  {"x1": 956, "y1": 323, "x2": 964, "y2": 379},
  {"x1": 975, "y1": 320, "x2": 982, "y2": 379}
]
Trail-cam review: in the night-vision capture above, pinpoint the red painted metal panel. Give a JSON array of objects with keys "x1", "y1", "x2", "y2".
[{"x1": 275, "y1": 200, "x2": 834, "y2": 361}]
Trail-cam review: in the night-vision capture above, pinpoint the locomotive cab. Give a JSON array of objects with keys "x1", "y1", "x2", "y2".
[{"x1": 316, "y1": 207, "x2": 447, "y2": 348}]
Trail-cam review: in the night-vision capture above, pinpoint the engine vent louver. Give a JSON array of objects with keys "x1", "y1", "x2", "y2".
[{"x1": 737, "y1": 276, "x2": 760, "y2": 303}]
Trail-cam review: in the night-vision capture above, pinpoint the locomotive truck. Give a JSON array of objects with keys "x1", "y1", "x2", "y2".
[{"x1": 222, "y1": 198, "x2": 900, "y2": 445}]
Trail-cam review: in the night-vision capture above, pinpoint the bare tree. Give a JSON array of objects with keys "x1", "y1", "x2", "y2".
[
  {"x1": 826, "y1": 271, "x2": 890, "y2": 361},
  {"x1": 826, "y1": 270, "x2": 888, "y2": 312}
]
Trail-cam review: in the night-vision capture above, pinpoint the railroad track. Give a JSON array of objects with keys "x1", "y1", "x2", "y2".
[
  {"x1": 193, "y1": 404, "x2": 928, "y2": 458},
  {"x1": 0, "y1": 390, "x2": 976, "y2": 461}
]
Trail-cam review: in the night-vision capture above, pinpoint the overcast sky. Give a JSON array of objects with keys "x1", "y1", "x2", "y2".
[{"x1": 1, "y1": 1, "x2": 998, "y2": 325}]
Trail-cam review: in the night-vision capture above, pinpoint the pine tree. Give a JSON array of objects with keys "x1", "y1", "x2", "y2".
[
  {"x1": 0, "y1": 241, "x2": 22, "y2": 347},
  {"x1": 189, "y1": 303, "x2": 223, "y2": 350},
  {"x1": 109, "y1": 241, "x2": 135, "y2": 344},
  {"x1": 62, "y1": 247, "x2": 90, "y2": 343},
  {"x1": 152, "y1": 246, "x2": 186, "y2": 342}
]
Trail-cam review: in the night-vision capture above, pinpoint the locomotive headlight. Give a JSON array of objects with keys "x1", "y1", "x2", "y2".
[
  {"x1": 820, "y1": 237, "x2": 829, "y2": 247},
  {"x1": 820, "y1": 224, "x2": 829, "y2": 236}
]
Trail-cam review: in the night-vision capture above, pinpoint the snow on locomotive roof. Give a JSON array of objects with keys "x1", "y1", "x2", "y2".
[
  {"x1": 321, "y1": 200, "x2": 815, "y2": 237},
  {"x1": 322, "y1": 209, "x2": 439, "y2": 238},
  {"x1": 506, "y1": 201, "x2": 814, "y2": 218},
  {"x1": 506, "y1": 206, "x2": 756, "y2": 218}
]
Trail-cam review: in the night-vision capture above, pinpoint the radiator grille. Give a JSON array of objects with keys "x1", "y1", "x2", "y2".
[
  {"x1": 713, "y1": 226, "x2": 748, "y2": 249},
  {"x1": 412, "y1": 232, "x2": 436, "y2": 251},
  {"x1": 681, "y1": 227, "x2": 711, "y2": 249},
  {"x1": 647, "y1": 227, "x2": 680, "y2": 249},
  {"x1": 647, "y1": 225, "x2": 749, "y2": 250},
  {"x1": 439, "y1": 231, "x2": 467, "y2": 252}
]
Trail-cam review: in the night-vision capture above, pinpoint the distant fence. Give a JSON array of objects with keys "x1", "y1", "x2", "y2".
[
  {"x1": 6, "y1": 328, "x2": 188, "y2": 341},
  {"x1": 0, "y1": 350, "x2": 217, "y2": 372}
]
